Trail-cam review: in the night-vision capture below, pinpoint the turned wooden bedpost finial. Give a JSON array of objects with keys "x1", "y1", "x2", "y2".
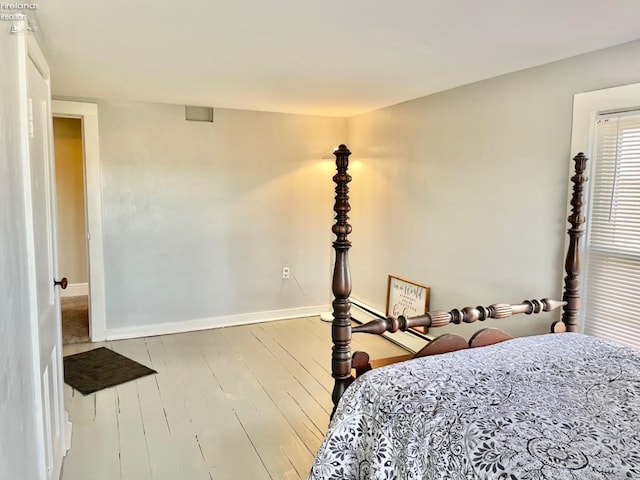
[
  {"x1": 558, "y1": 152, "x2": 588, "y2": 333},
  {"x1": 331, "y1": 144, "x2": 353, "y2": 416}
]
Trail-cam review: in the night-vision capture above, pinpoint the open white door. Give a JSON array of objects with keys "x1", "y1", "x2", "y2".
[
  {"x1": 51, "y1": 100, "x2": 106, "y2": 342},
  {"x1": 24, "y1": 37, "x2": 67, "y2": 479}
]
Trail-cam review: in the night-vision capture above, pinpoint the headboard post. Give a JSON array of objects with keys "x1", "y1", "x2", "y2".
[
  {"x1": 558, "y1": 152, "x2": 588, "y2": 333},
  {"x1": 330, "y1": 144, "x2": 353, "y2": 415}
]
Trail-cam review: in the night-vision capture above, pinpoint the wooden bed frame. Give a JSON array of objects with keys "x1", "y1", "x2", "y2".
[{"x1": 328, "y1": 144, "x2": 588, "y2": 412}]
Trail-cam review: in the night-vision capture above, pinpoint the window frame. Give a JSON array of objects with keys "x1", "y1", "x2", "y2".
[{"x1": 569, "y1": 83, "x2": 640, "y2": 337}]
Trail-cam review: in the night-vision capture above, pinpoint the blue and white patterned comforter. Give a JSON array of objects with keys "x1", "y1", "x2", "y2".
[{"x1": 309, "y1": 333, "x2": 640, "y2": 479}]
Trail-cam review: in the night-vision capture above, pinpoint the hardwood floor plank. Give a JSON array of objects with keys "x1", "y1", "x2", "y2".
[
  {"x1": 200, "y1": 331, "x2": 307, "y2": 479},
  {"x1": 224, "y1": 327, "x2": 326, "y2": 446},
  {"x1": 125, "y1": 339, "x2": 184, "y2": 480},
  {"x1": 61, "y1": 363, "x2": 121, "y2": 479},
  {"x1": 61, "y1": 316, "x2": 408, "y2": 479},
  {"x1": 59, "y1": 423, "x2": 100, "y2": 480},
  {"x1": 219, "y1": 327, "x2": 323, "y2": 474},
  {"x1": 159, "y1": 333, "x2": 271, "y2": 480},
  {"x1": 140, "y1": 336, "x2": 211, "y2": 480},
  {"x1": 109, "y1": 341, "x2": 154, "y2": 480},
  {"x1": 257, "y1": 322, "x2": 333, "y2": 397}
]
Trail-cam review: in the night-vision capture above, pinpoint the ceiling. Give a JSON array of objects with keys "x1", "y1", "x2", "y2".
[{"x1": 37, "y1": 0, "x2": 640, "y2": 118}]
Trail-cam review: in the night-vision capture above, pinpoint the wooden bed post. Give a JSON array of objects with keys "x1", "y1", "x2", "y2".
[
  {"x1": 553, "y1": 152, "x2": 588, "y2": 333},
  {"x1": 330, "y1": 144, "x2": 353, "y2": 416}
]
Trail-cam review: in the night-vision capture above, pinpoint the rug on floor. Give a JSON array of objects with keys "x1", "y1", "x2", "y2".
[{"x1": 63, "y1": 347, "x2": 157, "y2": 395}]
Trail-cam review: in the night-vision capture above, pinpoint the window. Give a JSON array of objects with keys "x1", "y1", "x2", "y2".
[{"x1": 583, "y1": 111, "x2": 640, "y2": 348}]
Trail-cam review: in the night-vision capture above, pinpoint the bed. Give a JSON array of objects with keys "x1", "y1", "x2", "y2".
[{"x1": 310, "y1": 145, "x2": 640, "y2": 479}]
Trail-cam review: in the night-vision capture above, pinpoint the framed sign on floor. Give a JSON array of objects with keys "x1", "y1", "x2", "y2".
[{"x1": 386, "y1": 275, "x2": 430, "y2": 333}]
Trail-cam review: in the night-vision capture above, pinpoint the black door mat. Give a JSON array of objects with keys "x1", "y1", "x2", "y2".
[{"x1": 63, "y1": 347, "x2": 157, "y2": 395}]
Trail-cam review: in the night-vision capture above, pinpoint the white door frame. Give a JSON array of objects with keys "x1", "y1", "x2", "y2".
[{"x1": 52, "y1": 100, "x2": 106, "y2": 342}]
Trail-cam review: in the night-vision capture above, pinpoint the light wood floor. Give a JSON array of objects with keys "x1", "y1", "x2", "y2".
[{"x1": 61, "y1": 316, "x2": 408, "y2": 480}]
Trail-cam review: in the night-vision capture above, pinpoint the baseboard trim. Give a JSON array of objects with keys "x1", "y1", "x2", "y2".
[
  {"x1": 105, "y1": 305, "x2": 328, "y2": 341},
  {"x1": 351, "y1": 297, "x2": 431, "y2": 353},
  {"x1": 61, "y1": 282, "x2": 88, "y2": 297}
]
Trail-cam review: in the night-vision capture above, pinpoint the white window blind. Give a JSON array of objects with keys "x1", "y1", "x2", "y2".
[{"x1": 583, "y1": 111, "x2": 640, "y2": 348}]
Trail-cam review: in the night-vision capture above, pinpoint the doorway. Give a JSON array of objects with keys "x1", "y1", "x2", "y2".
[
  {"x1": 53, "y1": 117, "x2": 90, "y2": 344},
  {"x1": 52, "y1": 101, "x2": 106, "y2": 342}
]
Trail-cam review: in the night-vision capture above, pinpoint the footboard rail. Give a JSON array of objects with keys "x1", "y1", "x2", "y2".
[{"x1": 353, "y1": 298, "x2": 566, "y2": 334}]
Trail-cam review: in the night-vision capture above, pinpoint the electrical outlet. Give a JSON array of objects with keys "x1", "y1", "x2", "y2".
[{"x1": 282, "y1": 266, "x2": 290, "y2": 279}]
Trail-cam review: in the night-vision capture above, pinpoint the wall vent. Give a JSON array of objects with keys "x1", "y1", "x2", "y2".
[{"x1": 185, "y1": 106, "x2": 214, "y2": 122}]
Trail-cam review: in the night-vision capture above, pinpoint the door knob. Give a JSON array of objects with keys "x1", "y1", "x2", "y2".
[{"x1": 53, "y1": 277, "x2": 68, "y2": 289}]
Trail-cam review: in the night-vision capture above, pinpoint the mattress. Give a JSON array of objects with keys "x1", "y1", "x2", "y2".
[{"x1": 309, "y1": 333, "x2": 640, "y2": 479}]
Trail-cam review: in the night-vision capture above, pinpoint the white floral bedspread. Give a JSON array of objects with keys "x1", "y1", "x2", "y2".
[{"x1": 309, "y1": 333, "x2": 640, "y2": 479}]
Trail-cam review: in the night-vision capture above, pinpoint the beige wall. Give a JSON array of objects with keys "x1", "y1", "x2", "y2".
[
  {"x1": 57, "y1": 40, "x2": 640, "y2": 338},
  {"x1": 346, "y1": 40, "x2": 640, "y2": 338},
  {"x1": 90, "y1": 101, "x2": 346, "y2": 330},
  {"x1": 53, "y1": 117, "x2": 88, "y2": 284}
]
